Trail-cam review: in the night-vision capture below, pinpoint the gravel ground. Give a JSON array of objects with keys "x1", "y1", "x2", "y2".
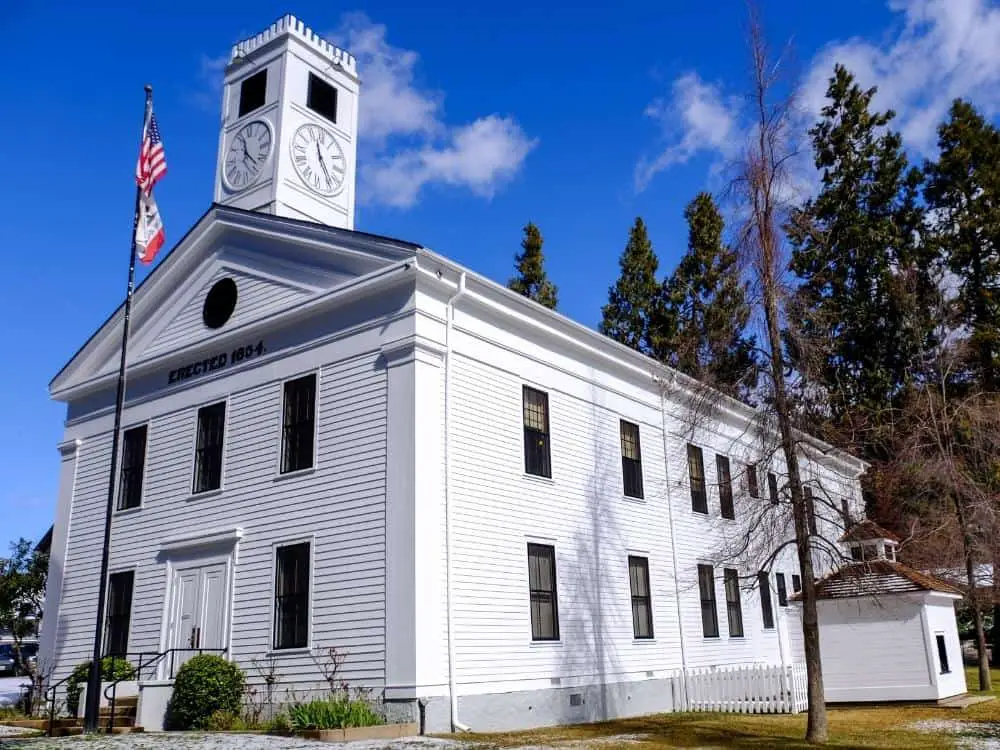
[{"x1": 911, "y1": 719, "x2": 1000, "y2": 750}]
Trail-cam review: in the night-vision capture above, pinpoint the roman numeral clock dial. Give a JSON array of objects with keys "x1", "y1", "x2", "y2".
[
  {"x1": 223, "y1": 120, "x2": 272, "y2": 191},
  {"x1": 291, "y1": 123, "x2": 346, "y2": 197}
]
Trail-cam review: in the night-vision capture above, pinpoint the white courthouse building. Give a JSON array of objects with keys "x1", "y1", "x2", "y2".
[{"x1": 40, "y1": 15, "x2": 964, "y2": 733}]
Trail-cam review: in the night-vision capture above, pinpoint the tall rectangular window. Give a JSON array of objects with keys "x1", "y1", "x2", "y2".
[
  {"x1": 698, "y1": 564, "x2": 719, "y2": 638},
  {"x1": 117, "y1": 425, "x2": 147, "y2": 511},
  {"x1": 620, "y1": 420, "x2": 644, "y2": 499},
  {"x1": 724, "y1": 569, "x2": 744, "y2": 637},
  {"x1": 717, "y1": 455, "x2": 735, "y2": 519},
  {"x1": 274, "y1": 542, "x2": 310, "y2": 650},
  {"x1": 936, "y1": 634, "x2": 951, "y2": 674},
  {"x1": 776, "y1": 572, "x2": 788, "y2": 607},
  {"x1": 523, "y1": 387, "x2": 552, "y2": 478},
  {"x1": 281, "y1": 375, "x2": 316, "y2": 474},
  {"x1": 527, "y1": 543, "x2": 559, "y2": 641},
  {"x1": 193, "y1": 402, "x2": 226, "y2": 494},
  {"x1": 768, "y1": 472, "x2": 779, "y2": 505},
  {"x1": 104, "y1": 571, "x2": 134, "y2": 657},
  {"x1": 688, "y1": 445, "x2": 707, "y2": 514},
  {"x1": 792, "y1": 574, "x2": 802, "y2": 593},
  {"x1": 746, "y1": 463, "x2": 759, "y2": 499},
  {"x1": 307, "y1": 73, "x2": 338, "y2": 122},
  {"x1": 804, "y1": 486, "x2": 818, "y2": 535},
  {"x1": 758, "y1": 571, "x2": 774, "y2": 629},
  {"x1": 628, "y1": 556, "x2": 653, "y2": 639},
  {"x1": 238, "y1": 69, "x2": 267, "y2": 117},
  {"x1": 841, "y1": 497, "x2": 852, "y2": 528}
]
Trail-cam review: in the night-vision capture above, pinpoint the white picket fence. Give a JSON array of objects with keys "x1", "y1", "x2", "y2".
[{"x1": 676, "y1": 663, "x2": 808, "y2": 714}]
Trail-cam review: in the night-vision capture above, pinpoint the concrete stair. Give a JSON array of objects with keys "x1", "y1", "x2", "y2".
[{"x1": 2, "y1": 696, "x2": 143, "y2": 736}]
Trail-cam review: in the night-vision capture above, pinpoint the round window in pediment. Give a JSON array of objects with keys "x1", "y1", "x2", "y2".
[{"x1": 203, "y1": 278, "x2": 238, "y2": 329}]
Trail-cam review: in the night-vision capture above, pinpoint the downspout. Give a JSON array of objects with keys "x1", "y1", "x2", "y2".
[
  {"x1": 444, "y1": 271, "x2": 470, "y2": 732},
  {"x1": 658, "y1": 378, "x2": 689, "y2": 710}
]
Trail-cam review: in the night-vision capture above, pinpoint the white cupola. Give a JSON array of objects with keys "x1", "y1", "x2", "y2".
[{"x1": 838, "y1": 520, "x2": 901, "y2": 562}]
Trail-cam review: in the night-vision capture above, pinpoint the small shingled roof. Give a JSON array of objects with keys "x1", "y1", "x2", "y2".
[
  {"x1": 792, "y1": 560, "x2": 963, "y2": 601},
  {"x1": 837, "y1": 519, "x2": 902, "y2": 544}
]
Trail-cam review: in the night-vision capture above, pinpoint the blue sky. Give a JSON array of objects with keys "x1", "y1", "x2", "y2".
[{"x1": 3, "y1": 0, "x2": 1000, "y2": 546}]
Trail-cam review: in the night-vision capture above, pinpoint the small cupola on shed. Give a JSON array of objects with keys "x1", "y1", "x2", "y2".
[{"x1": 838, "y1": 520, "x2": 901, "y2": 562}]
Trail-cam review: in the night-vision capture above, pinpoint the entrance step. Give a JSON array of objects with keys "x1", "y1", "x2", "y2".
[{"x1": 938, "y1": 693, "x2": 997, "y2": 709}]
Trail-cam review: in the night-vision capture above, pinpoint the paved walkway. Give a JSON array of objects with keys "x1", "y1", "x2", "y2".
[{"x1": 0, "y1": 734, "x2": 464, "y2": 749}]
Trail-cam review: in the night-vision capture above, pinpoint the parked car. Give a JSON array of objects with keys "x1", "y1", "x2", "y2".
[{"x1": 0, "y1": 642, "x2": 38, "y2": 676}]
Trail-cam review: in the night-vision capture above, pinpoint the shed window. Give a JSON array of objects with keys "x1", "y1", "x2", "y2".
[
  {"x1": 688, "y1": 445, "x2": 707, "y2": 514},
  {"x1": 936, "y1": 634, "x2": 951, "y2": 674},
  {"x1": 527, "y1": 543, "x2": 559, "y2": 641},
  {"x1": 698, "y1": 564, "x2": 719, "y2": 638},
  {"x1": 776, "y1": 572, "x2": 788, "y2": 607},
  {"x1": 724, "y1": 568, "x2": 743, "y2": 637},
  {"x1": 281, "y1": 374, "x2": 316, "y2": 474},
  {"x1": 758, "y1": 571, "x2": 774, "y2": 629},
  {"x1": 628, "y1": 556, "x2": 653, "y2": 639},
  {"x1": 103, "y1": 571, "x2": 134, "y2": 657},
  {"x1": 274, "y1": 542, "x2": 310, "y2": 650},
  {"x1": 193, "y1": 402, "x2": 226, "y2": 493},
  {"x1": 620, "y1": 420, "x2": 644, "y2": 499},
  {"x1": 717, "y1": 455, "x2": 735, "y2": 519},
  {"x1": 117, "y1": 425, "x2": 147, "y2": 511},
  {"x1": 523, "y1": 387, "x2": 551, "y2": 478}
]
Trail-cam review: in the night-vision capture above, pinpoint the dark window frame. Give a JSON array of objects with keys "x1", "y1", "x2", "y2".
[
  {"x1": 104, "y1": 570, "x2": 134, "y2": 657},
  {"x1": 698, "y1": 564, "x2": 719, "y2": 638},
  {"x1": 628, "y1": 556, "x2": 654, "y2": 639},
  {"x1": 746, "y1": 463, "x2": 759, "y2": 499},
  {"x1": 238, "y1": 69, "x2": 268, "y2": 117},
  {"x1": 688, "y1": 444, "x2": 708, "y2": 514},
  {"x1": 193, "y1": 401, "x2": 226, "y2": 494},
  {"x1": 620, "y1": 420, "x2": 644, "y2": 499},
  {"x1": 768, "y1": 472, "x2": 780, "y2": 505},
  {"x1": 273, "y1": 541, "x2": 311, "y2": 650},
  {"x1": 117, "y1": 425, "x2": 148, "y2": 511},
  {"x1": 724, "y1": 568, "x2": 744, "y2": 638},
  {"x1": 527, "y1": 543, "x2": 560, "y2": 641},
  {"x1": 936, "y1": 633, "x2": 951, "y2": 674},
  {"x1": 776, "y1": 572, "x2": 788, "y2": 607},
  {"x1": 805, "y1": 486, "x2": 818, "y2": 535},
  {"x1": 717, "y1": 454, "x2": 735, "y2": 519},
  {"x1": 306, "y1": 72, "x2": 338, "y2": 123},
  {"x1": 758, "y1": 571, "x2": 775, "y2": 629},
  {"x1": 791, "y1": 574, "x2": 802, "y2": 593},
  {"x1": 281, "y1": 374, "x2": 317, "y2": 475},
  {"x1": 522, "y1": 386, "x2": 552, "y2": 478}
]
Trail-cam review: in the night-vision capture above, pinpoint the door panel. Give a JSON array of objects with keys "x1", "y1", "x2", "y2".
[
  {"x1": 166, "y1": 561, "x2": 229, "y2": 677},
  {"x1": 198, "y1": 563, "x2": 228, "y2": 652}
]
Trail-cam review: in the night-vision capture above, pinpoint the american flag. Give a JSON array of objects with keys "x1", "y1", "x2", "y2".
[{"x1": 136, "y1": 112, "x2": 167, "y2": 194}]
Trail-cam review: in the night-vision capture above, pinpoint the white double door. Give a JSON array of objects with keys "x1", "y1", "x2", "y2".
[{"x1": 166, "y1": 561, "x2": 229, "y2": 674}]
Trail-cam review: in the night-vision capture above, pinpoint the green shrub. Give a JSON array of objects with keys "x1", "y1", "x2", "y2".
[
  {"x1": 165, "y1": 654, "x2": 245, "y2": 730},
  {"x1": 65, "y1": 656, "x2": 136, "y2": 716},
  {"x1": 265, "y1": 712, "x2": 292, "y2": 734},
  {"x1": 204, "y1": 709, "x2": 248, "y2": 731},
  {"x1": 287, "y1": 694, "x2": 383, "y2": 730}
]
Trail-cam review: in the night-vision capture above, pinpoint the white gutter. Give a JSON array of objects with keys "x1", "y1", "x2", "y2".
[
  {"x1": 657, "y1": 378, "x2": 689, "y2": 710},
  {"x1": 443, "y1": 271, "x2": 470, "y2": 732}
]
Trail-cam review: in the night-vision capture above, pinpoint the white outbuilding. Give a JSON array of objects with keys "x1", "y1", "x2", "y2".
[{"x1": 794, "y1": 521, "x2": 967, "y2": 703}]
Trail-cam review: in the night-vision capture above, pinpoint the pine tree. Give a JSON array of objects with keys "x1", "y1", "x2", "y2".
[
  {"x1": 599, "y1": 217, "x2": 660, "y2": 353},
  {"x1": 924, "y1": 99, "x2": 1000, "y2": 392},
  {"x1": 652, "y1": 193, "x2": 756, "y2": 398},
  {"x1": 507, "y1": 222, "x2": 558, "y2": 310},
  {"x1": 787, "y1": 64, "x2": 932, "y2": 420}
]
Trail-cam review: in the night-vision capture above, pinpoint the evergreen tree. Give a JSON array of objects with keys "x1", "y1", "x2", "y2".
[
  {"x1": 787, "y1": 65, "x2": 932, "y2": 420},
  {"x1": 599, "y1": 217, "x2": 659, "y2": 353},
  {"x1": 508, "y1": 222, "x2": 558, "y2": 310},
  {"x1": 653, "y1": 193, "x2": 756, "y2": 398},
  {"x1": 924, "y1": 99, "x2": 1000, "y2": 392}
]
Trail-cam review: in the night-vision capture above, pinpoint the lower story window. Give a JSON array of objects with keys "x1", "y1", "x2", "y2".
[
  {"x1": 104, "y1": 571, "x2": 134, "y2": 657},
  {"x1": 274, "y1": 542, "x2": 310, "y2": 650},
  {"x1": 527, "y1": 543, "x2": 560, "y2": 641},
  {"x1": 698, "y1": 564, "x2": 719, "y2": 638},
  {"x1": 724, "y1": 568, "x2": 744, "y2": 637}
]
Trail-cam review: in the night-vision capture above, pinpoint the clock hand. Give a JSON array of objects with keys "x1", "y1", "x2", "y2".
[{"x1": 316, "y1": 144, "x2": 332, "y2": 186}]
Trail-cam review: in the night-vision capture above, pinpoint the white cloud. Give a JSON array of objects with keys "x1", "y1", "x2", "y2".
[
  {"x1": 331, "y1": 14, "x2": 536, "y2": 208},
  {"x1": 187, "y1": 54, "x2": 229, "y2": 112},
  {"x1": 637, "y1": 0, "x2": 1000, "y2": 190},
  {"x1": 635, "y1": 73, "x2": 741, "y2": 191}
]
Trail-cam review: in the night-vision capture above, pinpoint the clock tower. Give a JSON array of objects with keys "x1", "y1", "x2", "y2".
[{"x1": 214, "y1": 15, "x2": 360, "y2": 230}]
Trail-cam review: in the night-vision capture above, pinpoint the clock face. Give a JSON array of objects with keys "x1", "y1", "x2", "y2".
[
  {"x1": 290, "y1": 123, "x2": 346, "y2": 197},
  {"x1": 223, "y1": 120, "x2": 272, "y2": 191}
]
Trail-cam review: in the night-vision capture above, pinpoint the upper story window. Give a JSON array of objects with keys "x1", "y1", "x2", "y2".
[
  {"x1": 792, "y1": 574, "x2": 802, "y2": 593},
  {"x1": 804, "y1": 486, "x2": 818, "y2": 535},
  {"x1": 628, "y1": 556, "x2": 653, "y2": 639},
  {"x1": 724, "y1": 568, "x2": 743, "y2": 637},
  {"x1": 274, "y1": 542, "x2": 311, "y2": 650},
  {"x1": 117, "y1": 425, "x2": 147, "y2": 511},
  {"x1": 307, "y1": 73, "x2": 338, "y2": 123},
  {"x1": 281, "y1": 374, "x2": 316, "y2": 474},
  {"x1": 698, "y1": 564, "x2": 719, "y2": 638},
  {"x1": 746, "y1": 463, "x2": 759, "y2": 499},
  {"x1": 717, "y1": 455, "x2": 735, "y2": 519},
  {"x1": 776, "y1": 572, "x2": 788, "y2": 607},
  {"x1": 527, "y1": 543, "x2": 559, "y2": 641},
  {"x1": 238, "y1": 69, "x2": 267, "y2": 117},
  {"x1": 688, "y1": 445, "x2": 707, "y2": 514},
  {"x1": 193, "y1": 402, "x2": 226, "y2": 494},
  {"x1": 620, "y1": 420, "x2": 644, "y2": 499},
  {"x1": 758, "y1": 571, "x2": 775, "y2": 629},
  {"x1": 768, "y1": 472, "x2": 779, "y2": 505},
  {"x1": 522, "y1": 386, "x2": 551, "y2": 478},
  {"x1": 104, "y1": 570, "x2": 134, "y2": 657}
]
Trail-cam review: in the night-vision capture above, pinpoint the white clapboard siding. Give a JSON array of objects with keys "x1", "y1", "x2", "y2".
[
  {"x1": 682, "y1": 664, "x2": 807, "y2": 714},
  {"x1": 50, "y1": 350, "x2": 387, "y2": 688}
]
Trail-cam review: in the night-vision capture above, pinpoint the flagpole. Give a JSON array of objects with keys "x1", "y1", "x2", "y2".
[{"x1": 83, "y1": 84, "x2": 153, "y2": 734}]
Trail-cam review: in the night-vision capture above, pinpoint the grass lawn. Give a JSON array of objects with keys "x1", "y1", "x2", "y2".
[{"x1": 461, "y1": 667, "x2": 1000, "y2": 749}]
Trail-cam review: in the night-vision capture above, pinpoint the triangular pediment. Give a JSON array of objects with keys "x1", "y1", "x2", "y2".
[{"x1": 51, "y1": 205, "x2": 420, "y2": 400}]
